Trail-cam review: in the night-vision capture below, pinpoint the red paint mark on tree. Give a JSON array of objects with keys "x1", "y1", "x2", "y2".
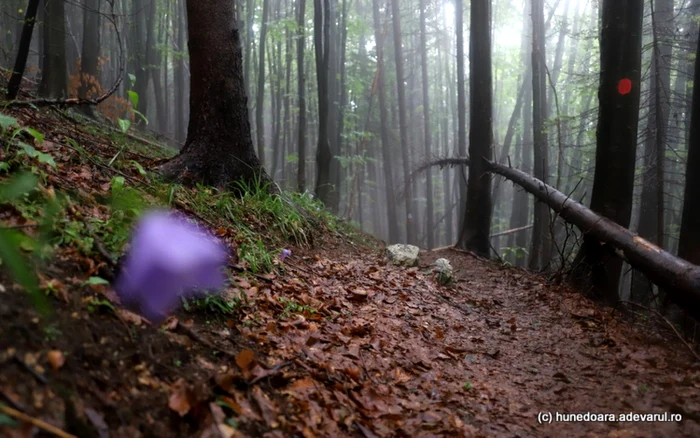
[{"x1": 618, "y1": 78, "x2": 632, "y2": 95}]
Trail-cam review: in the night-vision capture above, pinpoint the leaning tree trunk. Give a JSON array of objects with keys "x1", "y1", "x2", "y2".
[
  {"x1": 416, "y1": 157, "x2": 700, "y2": 320},
  {"x1": 457, "y1": 0, "x2": 493, "y2": 256},
  {"x1": 158, "y1": 0, "x2": 268, "y2": 188},
  {"x1": 6, "y1": 0, "x2": 41, "y2": 100}
]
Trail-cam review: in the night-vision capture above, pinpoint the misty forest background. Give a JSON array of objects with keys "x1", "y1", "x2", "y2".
[{"x1": 2, "y1": 0, "x2": 699, "y2": 313}]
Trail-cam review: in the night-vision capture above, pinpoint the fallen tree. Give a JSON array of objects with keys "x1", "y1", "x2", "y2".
[{"x1": 415, "y1": 157, "x2": 700, "y2": 318}]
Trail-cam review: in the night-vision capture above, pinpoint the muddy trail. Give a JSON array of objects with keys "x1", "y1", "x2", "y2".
[{"x1": 0, "y1": 105, "x2": 699, "y2": 437}]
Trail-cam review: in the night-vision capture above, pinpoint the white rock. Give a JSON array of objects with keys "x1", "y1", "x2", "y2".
[
  {"x1": 434, "y1": 258, "x2": 453, "y2": 284},
  {"x1": 386, "y1": 244, "x2": 420, "y2": 267}
]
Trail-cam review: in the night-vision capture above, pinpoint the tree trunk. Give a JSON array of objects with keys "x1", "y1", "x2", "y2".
[
  {"x1": 421, "y1": 157, "x2": 700, "y2": 320},
  {"x1": 679, "y1": 21, "x2": 700, "y2": 267},
  {"x1": 39, "y1": 0, "x2": 68, "y2": 98},
  {"x1": 390, "y1": 0, "x2": 415, "y2": 244},
  {"x1": 455, "y1": 0, "x2": 467, "y2": 224},
  {"x1": 175, "y1": 0, "x2": 188, "y2": 143},
  {"x1": 158, "y1": 0, "x2": 268, "y2": 188},
  {"x1": 256, "y1": 0, "x2": 270, "y2": 166},
  {"x1": 419, "y1": 0, "x2": 434, "y2": 249},
  {"x1": 572, "y1": 0, "x2": 643, "y2": 304},
  {"x1": 297, "y1": 0, "x2": 307, "y2": 192},
  {"x1": 372, "y1": 0, "x2": 399, "y2": 243},
  {"x1": 457, "y1": 0, "x2": 493, "y2": 255},
  {"x1": 6, "y1": 0, "x2": 41, "y2": 100},
  {"x1": 632, "y1": 0, "x2": 673, "y2": 305},
  {"x1": 314, "y1": 0, "x2": 336, "y2": 209}
]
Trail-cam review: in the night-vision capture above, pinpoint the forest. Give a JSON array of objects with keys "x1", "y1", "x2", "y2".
[{"x1": 1, "y1": 0, "x2": 700, "y2": 436}]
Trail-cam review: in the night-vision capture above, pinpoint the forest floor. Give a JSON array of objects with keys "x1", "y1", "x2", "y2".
[{"x1": 1, "y1": 102, "x2": 700, "y2": 438}]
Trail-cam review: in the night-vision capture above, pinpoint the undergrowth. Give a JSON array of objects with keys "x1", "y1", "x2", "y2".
[{"x1": 0, "y1": 108, "x2": 360, "y2": 312}]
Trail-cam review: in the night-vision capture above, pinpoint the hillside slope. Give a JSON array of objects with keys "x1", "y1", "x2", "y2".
[{"x1": 0, "y1": 105, "x2": 699, "y2": 437}]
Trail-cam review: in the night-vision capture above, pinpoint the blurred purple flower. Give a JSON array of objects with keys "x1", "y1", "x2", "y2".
[
  {"x1": 114, "y1": 210, "x2": 228, "y2": 322},
  {"x1": 280, "y1": 249, "x2": 292, "y2": 262}
]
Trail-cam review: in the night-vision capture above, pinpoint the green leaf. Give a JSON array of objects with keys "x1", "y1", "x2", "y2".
[
  {"x1": 130, "y1": 160, "x2": 147, "y2": 176},
  {"x1": 127, "y1": 90, "x2": 139, "y2": 109},
  {"x1": 117, "y1": 119, "x2": 131, "y2": 133},
  {"x1": 128, "y1": 73, "x2": 136, "y2": 86},
  {"x1": 84, "y1": 276, "x2": 109, "y2": 286},
  {"x1": 110, "y1": 176, "x2": 125, "y2": 195},
  {"x1": 0, "y1": 162, "x2": 9, "y2": 173},
  {"x1": 36, "y1": 151, "x2": 56, "y2": 168},
  {"x1": 0, "y1": 172, "x2": 38, "y2": 202},
  {"x1": 132, "y1": 109, "x2": 148, "y2": 125},
  {"x1": 0, "y1": 228, "x2": 48, "y2": 314},
  {"x1": 23, "y1": 127, "x2": 44, "y2": 144},
  {"x1": 0, "y1": 113, "x2": 18, "y2": 133}
]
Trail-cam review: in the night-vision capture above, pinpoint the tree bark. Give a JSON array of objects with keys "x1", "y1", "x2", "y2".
[
  {"x1": 679, "y1": 21, "x2": 700, "y2": 268},
  {"x1": 314, "y1": 0, "x2": 336, "y2": 209},
  {"x1": 457, "y1": 0, "x2": 493, "y2": 256},
  {"x1": 528, "y1": 0, "x2": 551, "y2": 270},
  {"x1": 419, "y1": 0, "x2": 434, "y2": 249},
  {"x1": 372, "y1": 0, "x2": 399, "y2": 243},
  {"x1": 455, "y1": 0, "x2": 467, "y2": 225},
  {"x1": 39, "y1": 0, "x2": 68, "y2": 98},
  {"x1": 158, "y1": 0, "x2": 268, "y2": 189},
  {"x1": 572, "y1": 0, "x2": 643, "y2": 304}
]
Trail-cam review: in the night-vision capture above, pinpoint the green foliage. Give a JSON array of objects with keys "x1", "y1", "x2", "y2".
[
  {"x1": 279, "y1": 296, "x2": 316, "y2": 319},
  {"x1": 182, "y1": 293, "x2": 241, "y2": 316}
]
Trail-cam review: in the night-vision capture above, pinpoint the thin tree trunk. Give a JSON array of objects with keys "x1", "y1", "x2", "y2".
[
  {"x1": 297, "y1": 0, "x2": 307, "y2": 192},
  {"x1": 6, "y1": 0, "x2": 41, "y2": 100},
  {"x1": 256, "y1": 0, "x2": 270, "y2": 166}
]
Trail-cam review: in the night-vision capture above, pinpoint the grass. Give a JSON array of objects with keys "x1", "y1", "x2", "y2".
[{"x1": 0, "y1": 107, "x2": 363, "y2": 314}]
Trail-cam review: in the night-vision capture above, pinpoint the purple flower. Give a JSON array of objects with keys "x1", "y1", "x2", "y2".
[
  {"x1": 280, "y1": 249, "x2": 292, "y2": 262},
  {"x1": 114, "y1": 210, "x2": 228, "y2": 322}
]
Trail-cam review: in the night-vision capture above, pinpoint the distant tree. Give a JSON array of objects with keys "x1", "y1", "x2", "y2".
[
  {"x1": 571, "y1": 0, "x2": 643, "y2": 304},
  {"x1": 158, "y1": 0, "x2": 268, "y2": 188},
  {"x1": 455, "y1": 0, "x2": 467, "y2": 223},
  {"x1": 256, "y1": 0, "x2": 270, "y2": 166},
  {"x1": 39, "y1": 0, "x2": 68, "y2": 98},
  {"x1": 419, "y1": 0, "x2": 435, "y2": 249},
  {"x1": 78, "y1": 0, "x2": 100, "y2": 118},
  {"x1": 457, "y1": 0, "x2": 492, "y2": 255},
  {"x1": 297, "y1": 0, "x2": 307, "y2": 193}
]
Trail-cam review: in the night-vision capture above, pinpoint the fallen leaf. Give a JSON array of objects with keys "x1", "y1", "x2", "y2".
[
  {"x1": 168, "y1": 379, "x2": 193, "y2": 417},
  {"x1": 236, "y1": 349, "x2": 255, "y2": 372}
]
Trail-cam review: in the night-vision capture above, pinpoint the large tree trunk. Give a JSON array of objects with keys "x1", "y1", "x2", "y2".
[
  {"x1": 158, "y1": 0, "x2": 268, "y2": 188},
  {"x1": 297, "y1": 0, "x2": 307, "y2": 192},
  {"x1": 39, "y1": 0, "x2": 68, "y2": 98},
  {"x1": 632, "y1": 0, "x2": 674, "y2": 305},
  {"x1": 679, "y1": 21, "x2": 700, "y2": 268},
  {"x1": 572, "y1": 0, "x2": 643, "y2": 304},
  {"x1": 6, "y1": 0, "x2": 41, "y2": 100},
  {"x1": 314, "y1": 0, "x2": 336, "y2": 209},
  {"x1": 372, "y1": 0, "x2": 399, "y2": 243},
  {"x1": 419, "y1": 0, "x2": 434, "y2": 249},
  {"x1": 457, "y1": 0, "x2": 493, "y2": 255},
  {"x1": 390, "y1": 0, "x2": 415, "y2": 244},
  {"x1": 175, "y1": 0, "x2": 188, "y2": 143},
  {"x1": 528, "y1": 0, "x2": 551, "y2": 271}
]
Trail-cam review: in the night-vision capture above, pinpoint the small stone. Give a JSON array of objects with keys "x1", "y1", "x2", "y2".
[{"x1": 434, "y1": 258, "x2": 453, "y2": 285}]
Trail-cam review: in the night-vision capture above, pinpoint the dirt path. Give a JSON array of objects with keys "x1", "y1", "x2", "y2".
[{"x1": 2, "y1": 237, "x2": 699, "y2": 437}]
